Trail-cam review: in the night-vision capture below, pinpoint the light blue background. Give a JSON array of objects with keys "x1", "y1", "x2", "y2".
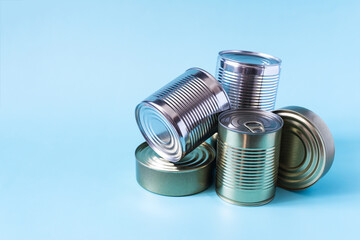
[{"x1": 1, "y1": 0, "x2": 359, "y2": 239}]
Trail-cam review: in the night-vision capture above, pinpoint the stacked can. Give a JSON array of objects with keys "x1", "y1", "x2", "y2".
[
  {"x1": 135, "y1": 67, "x2": 230, "y2": 196},
  {"x1": 216, "y1": 50, "x2": 281, "y2": 111},
  {"x1": 134, "y1": 49, "x2": 335, "y2": 205},
  {"x1": 214, "y1": 50, "x2": 283, "y2": 205}
]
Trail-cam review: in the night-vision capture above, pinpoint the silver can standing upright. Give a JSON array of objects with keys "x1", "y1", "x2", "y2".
[
  {"x1": 216, "y1": 50, "x2": 281, "y2": 111},
  {"x1": 136, "y1": 68, "x2": 230, "y2": 162},
  {"x1": 216, "y1": 109, "x2": 283, "y2": 206}
]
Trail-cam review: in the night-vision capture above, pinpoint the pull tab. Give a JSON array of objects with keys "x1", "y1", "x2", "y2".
[{"x1": 243, "y1": 121, "x2": 265, "y2": 133}]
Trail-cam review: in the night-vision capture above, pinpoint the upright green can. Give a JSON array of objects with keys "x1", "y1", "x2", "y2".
[{"x1": 216, "y1": 109, "x2": 283, "y2": 206}]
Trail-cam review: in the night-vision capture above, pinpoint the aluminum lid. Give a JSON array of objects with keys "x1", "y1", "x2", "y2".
[
  {"x1": 135, "y1": 142, "x2": 215, "y2": 196},
  {"x1": 219, "y1": 109, "x2": 283, "y2": 134},
  {"x1": 273, "y1": 106, "x2": 335, "y2": 190},
  {"x1": 219, "y1": 50, "x2": 282, "y2": 66},
  {"x1": 218, "y1": 50, "x2": 281, "y2": 76}
]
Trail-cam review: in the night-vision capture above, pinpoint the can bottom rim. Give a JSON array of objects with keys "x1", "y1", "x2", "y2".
[
  {"x1": 216, "y1": 191, "x2": 274, "y2": 206},
  {"x1": 137, "y1": 178, "x2": 211, "y2": 197}
]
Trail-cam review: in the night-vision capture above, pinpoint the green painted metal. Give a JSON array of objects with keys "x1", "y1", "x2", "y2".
[
  {"x1": 135, "y1": 142, "x2": 215, "y2": 196},
  {"x1": 273, "y1": 106, "x2": 335, "y2": 190},
  {"x1": 216, "y1": 109, "x2": 283, "y2": 206}
]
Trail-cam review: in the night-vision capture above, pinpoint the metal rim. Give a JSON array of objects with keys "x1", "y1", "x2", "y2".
[
  {"x1": 216, "y1": 190, "x2": 275, "y2": 206},
  {"x1": 135, "y1": 102, "x2": 184, "y2": 162},
  {"x1": 135, "y1": 142, "x2": 215, "y2": 173},
  {"x1": 218, "y1": 50, "x2": 282, "y2": 67},
  {"x1": 218, "y1": 109, "x2": 284, "y2": 135}
]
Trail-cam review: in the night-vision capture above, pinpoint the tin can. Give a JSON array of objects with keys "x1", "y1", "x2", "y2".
[
  {"x1": 216, "y1": 50, "x2": 281, "y2": 111},
  {"x1": 136, "y1": 142, "x2": 215, "y2": 196},
  {"x1": 216, "y1": 109, "x2": 283, "y2": 206},
  {"x1": 273, "y1": 106, "x2": 335, "y2": 190},
  {"x1": 136, "y1": 68, "x2": 230, "y2": 162}
]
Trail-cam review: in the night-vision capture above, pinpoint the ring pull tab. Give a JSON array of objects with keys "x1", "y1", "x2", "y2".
[{"x1": 243, "y1": 121, "x2": 265, "y2": 133}]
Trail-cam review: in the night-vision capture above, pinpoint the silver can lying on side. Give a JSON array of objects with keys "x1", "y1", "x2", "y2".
[
  {"x1": 216, "y1": 109, "x2": 283, "y2": 206},
  {"x1": 216, "y1": 50, "x2": 281, "y2": 111},
  {"x1": 136, "y1": 68, "x2": 230, "y2": 162}
]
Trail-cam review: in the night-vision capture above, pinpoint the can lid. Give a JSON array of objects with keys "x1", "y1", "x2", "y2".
[
  {"x1": 219, "y1": 50, "x2": 282, "y2": 67},
  {"x1": 135, "y1": 101, "x2": 184, "y2": 162},
  {"x1": 273, "y1": 106, "x2": 335, "y2": 190},
  {"x1": 135, "y1": 142, "x2": 215, "y2": 196},
  {"x1": 219, "y1": 109, "x2": 283, "y2": 134}
]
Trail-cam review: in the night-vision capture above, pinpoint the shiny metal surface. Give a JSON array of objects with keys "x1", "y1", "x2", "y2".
[
  {"x1": 136, "y1": 68, "x2": 230, "y2": 162},
  {"x1": 216, "y1": 50, "x2": 281, "y2": 111},
  {"x1": 216, "y1": 109, "x2": 283, "y2": 206},
  {"x1": 135, "y1": 142, "x2": 215, "y2": 196},
  {"x1": 273, "y1": 106, "x2": 335, "y2": 190},
  {"x1": 206, "y1": 133, "x2": 218, "y2": 151}
]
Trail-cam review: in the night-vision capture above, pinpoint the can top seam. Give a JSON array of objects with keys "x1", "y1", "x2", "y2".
[
  {"x1": 135, "y1": 142, "x2": 215, "y2": 173},
  {"x1": 219, "y1": 50, "x2": 282, "y2": 67}
]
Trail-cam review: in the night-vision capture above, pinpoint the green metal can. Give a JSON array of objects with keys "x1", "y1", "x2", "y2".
[
  {"x1": 216, "y1": 109, "x2": 283, "y2": 206},
  {"x1": 136, "y1": 142, "x2": 215, "y2": 196},
  {"x1": 273, "y1": 106, "x2": 335, "y2": 190}
]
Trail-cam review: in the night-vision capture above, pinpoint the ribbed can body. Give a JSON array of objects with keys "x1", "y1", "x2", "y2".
[
  {"x1": 216, "y1": 109, "x2": 283, "y2": 206},
  {"x1": 136, "y1": 68, "x2": 230, "y2": 162},
  {"x1": 216, "y1": 50, "x2": 281, "y2": 111}
]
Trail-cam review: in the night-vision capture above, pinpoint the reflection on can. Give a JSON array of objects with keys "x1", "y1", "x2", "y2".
[
  {"x1": 206, "y1": 133, "x2": 218, "y2": 152},
  {"x1": 216, "y1": 50, "x2": 281, "y2": 111}
]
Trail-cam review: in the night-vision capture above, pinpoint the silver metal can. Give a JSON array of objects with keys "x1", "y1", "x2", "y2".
[
  {"x1": 216, "y1": 50, "x2": 281, "y2": 111},
  {"x1": 216, "y1": 109, "x2": 283, "y2": 206},
  {"x1": 136, "y1": 68, "x2": 230, "y2": 162}
]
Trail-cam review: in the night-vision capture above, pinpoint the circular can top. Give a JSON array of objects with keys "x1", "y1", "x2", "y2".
[
  {"x1": 135, "y1": 101, "x2": 183, "y2": 162},
  {"x1": 273, "y1": 106, "x2": 335, "y2": 190},
  {"x1": 219, "y1": 109, "x2": 283, "y2": 134},
  {"x1": 219, "y1": 50, "x2": 281, "y2": 67},
  {"x1": 135, "y1": 142, "x2": 215, "y2": 196}
]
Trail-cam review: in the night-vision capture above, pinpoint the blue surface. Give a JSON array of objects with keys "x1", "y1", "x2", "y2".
[{"x1": 1, "y1": 0, "x2": 360, "y2": 239}]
